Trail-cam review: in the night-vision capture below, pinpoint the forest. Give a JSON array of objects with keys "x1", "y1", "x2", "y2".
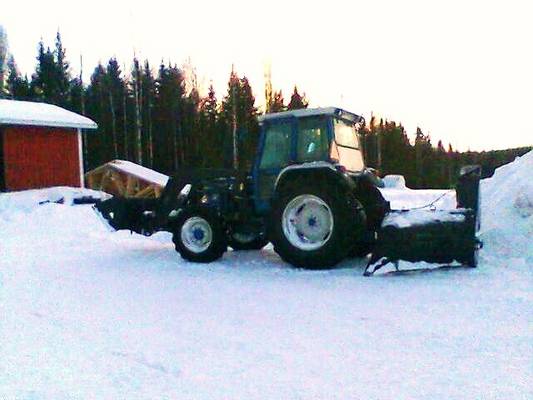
[{"x1": 0, "y1": 30, "x2": 530, "y2": 189}]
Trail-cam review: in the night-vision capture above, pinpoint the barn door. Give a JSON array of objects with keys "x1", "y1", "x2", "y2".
[{"x1": 0, "y1": 127, "x2": 4, "y2": 191}]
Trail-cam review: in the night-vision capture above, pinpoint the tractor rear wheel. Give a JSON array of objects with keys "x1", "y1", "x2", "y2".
[
  {"x1": 173, "y1": 207, "x2": 227, "y2": 263},
  {"x1": 269, "y1": 181, "x2": 366, "y2": 269}
]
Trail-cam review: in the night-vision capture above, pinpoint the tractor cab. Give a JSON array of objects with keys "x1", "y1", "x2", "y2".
[{"x1": 253, "y1": 107, "x2": 365, "y2": 212}]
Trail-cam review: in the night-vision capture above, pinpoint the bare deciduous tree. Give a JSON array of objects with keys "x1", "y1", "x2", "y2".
[{"x1": 0, "y1": 25, "x2": 8, "y2": 95}]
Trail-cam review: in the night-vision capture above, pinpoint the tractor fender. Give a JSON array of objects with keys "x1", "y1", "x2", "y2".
[
  {"x1": 274, "y1": 164, "x2": 389, "y2": 232},
  {"x1": 274, "y1": 162, "x2": 356, "y2": 196}
]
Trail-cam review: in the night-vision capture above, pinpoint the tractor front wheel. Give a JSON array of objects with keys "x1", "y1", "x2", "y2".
[{"x1": 173, "y1": 207, "x2": 227, "y2": 263}]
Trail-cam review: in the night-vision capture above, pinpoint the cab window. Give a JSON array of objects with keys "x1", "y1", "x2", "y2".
[
  {"x1": 259, "y1": 122, "x2": 292, "y2": 169},
  {"x1": 296, "y1": 117, "x2": 329, "y2": 162},
  {"x1": 334, "y1": 118, "x2": 359, "y2": 148}
]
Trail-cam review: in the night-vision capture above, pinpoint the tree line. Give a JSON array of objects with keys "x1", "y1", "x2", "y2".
[
  {"x1": 0, "y1": 30, "x2": 530, "y2": 188},
  {"x1": 360, "y1": 119, "x2": 530, "y2": 188}
]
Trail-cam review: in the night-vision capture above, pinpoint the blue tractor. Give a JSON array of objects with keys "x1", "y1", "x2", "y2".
[
  {"x1": 96, "y1": 107, "x2": 481, "y2": 272},
  {"x1": 97, "y1": 107, "x2": 389, "y2": 269}
]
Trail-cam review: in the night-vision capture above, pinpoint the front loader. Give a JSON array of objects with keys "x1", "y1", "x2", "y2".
[{"x1": 95, "y1": 107, "x2": 481, "y2": 274}]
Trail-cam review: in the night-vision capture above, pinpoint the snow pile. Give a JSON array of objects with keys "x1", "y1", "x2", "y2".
[
  {"x1": 480, "y1": 150, "x2": 533, "y2": 261},
  {"x1": 0, "y1": 187, "x2": 109, "y2": 216},
  {"x1": 380, "y1": 187, "x2": 456, "y2": 210},
  {"x1": 0, "y1": 187, "x2": 111, "y2": 242},
  {"x1": 382, "y1": 209, "x2": 465, "y2": 229},
  {"x1": 382, "y1": 174, "x2": 406, "y2": 189}
]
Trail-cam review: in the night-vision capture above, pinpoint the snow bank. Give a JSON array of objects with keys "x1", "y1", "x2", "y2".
[
  {"x1": 380, "y1": 187, "x2": 456, "y2": 210},
  {"x1": 480, "y1": 150, "x2": 533, "y2": 260},
  {"x1": 0, "y1": 187, "x2": 109, "y2": 216},
  {"x1": 382, "y1": 174, "x2": 406, "y2": 189}
]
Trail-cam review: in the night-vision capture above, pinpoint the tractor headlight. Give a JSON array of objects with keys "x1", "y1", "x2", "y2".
[{"x1": 200, "y1": 193, "x2": 220, "y2": 204}]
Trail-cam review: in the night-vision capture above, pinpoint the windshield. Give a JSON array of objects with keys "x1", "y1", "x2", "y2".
[{"x1": 334, "y1": 118, "x2": 359, "y2": 149}]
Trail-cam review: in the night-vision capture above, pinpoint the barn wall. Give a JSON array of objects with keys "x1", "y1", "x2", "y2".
[
  {"x1": 3, "y1": 126, "x2": 82, "y2": 191},
  {"x1": 0, "y1": 127, "x2": 5, "y2": 191}
]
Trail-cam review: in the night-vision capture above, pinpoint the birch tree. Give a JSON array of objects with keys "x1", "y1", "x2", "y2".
[
  {"x1": 0, "y1": 25, "x2": 8, "y2": 96},
  {"x1": 132, "y1": 58, "x2": 143, "y2": 165}
]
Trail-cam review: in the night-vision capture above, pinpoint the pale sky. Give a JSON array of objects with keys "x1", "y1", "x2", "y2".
[{"x1": 2, "y1": 0, "x2": 532, "y2": 151}]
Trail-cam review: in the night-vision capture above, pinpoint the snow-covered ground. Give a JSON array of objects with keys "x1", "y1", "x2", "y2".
[{"x1": 1, "y1": 153, "x2": 531, "y2": 399}]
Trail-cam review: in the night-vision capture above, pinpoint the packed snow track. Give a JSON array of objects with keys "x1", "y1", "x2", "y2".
[{"x1": 1, "y1": 152, "x2": 532, "y2": 399}]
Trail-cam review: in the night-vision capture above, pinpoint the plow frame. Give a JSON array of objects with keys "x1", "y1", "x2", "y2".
[{"x1": 364, "y1": 165, "x2": 482, "y2": 276}]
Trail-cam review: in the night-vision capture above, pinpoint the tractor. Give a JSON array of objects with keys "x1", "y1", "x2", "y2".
[
  {"x1": 96, "y1": 107, "x2": 389, "y2": 269},
  {"x1": 95, "y1": 107, "x2": 481, "y2": 272}
]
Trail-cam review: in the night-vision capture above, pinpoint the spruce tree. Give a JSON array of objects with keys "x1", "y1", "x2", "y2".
[
  {"x1": 85, "y1": 63, "x2": 109, "y2": 167},
  {"x1": 414, "y1": 127, "x2": 435, "y2": 188},
  {"x1": 69, "y1": 76, "x2": 84, "y2": 114},
  {"x1": 141, "y1": 60, "x2": 156, "y2": 167},
  {"x1": 238, "y1": 76, "x2": 259, "y2": 169},
  {"x1": 153, "y1": 63, "x2": 186, "y2": 173},
  {"x1": 220, "y1": 69, "x2": 240, "y2": 168},
  {"x1": 220, "y1": 70, "x2": 259, "y2": 170},
  {"x1": 380, "y1": 120, "x2": 412, "y2": 180},
  {"x1": 183, "y1": 87, "x2": 200, "y2": 166},
  {"x1": 6, "y1": 55, "x2": 31, "y2": 100},
  {"x1": 31, "y1": 41, "x2": 54, "y2": 101},
  {"x1": 104, "y1": 58, "x2": 124, "y2": 158},
  {"x1": 199, "y1": 84, "x2": 220, "y2": 167},
  {"x1": 287, "y1": 86, "x2": 308, "y2": 110},
  {"x1": 53, "y1": 32, "x2": 71, "y2": 108},
  {"x1": 270, "y1": 90, "x2": 285, "y2": 113},
  {"x1": 30, "y1": 33, "x2": 71, "y2": 107}
]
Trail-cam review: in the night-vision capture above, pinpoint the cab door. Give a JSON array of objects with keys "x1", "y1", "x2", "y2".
[{"x1": 253, "y1": 119, "x2": 295, "y2": 213}]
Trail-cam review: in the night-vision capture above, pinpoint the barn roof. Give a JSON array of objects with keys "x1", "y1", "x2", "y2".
[{"x1": 0, "y1": 99, "x2": 97, "y2": 130}]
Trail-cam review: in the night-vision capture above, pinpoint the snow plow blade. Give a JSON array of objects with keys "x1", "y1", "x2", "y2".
[{"x1": 365, "y1": 165, "x2": 482, "y2": 276}]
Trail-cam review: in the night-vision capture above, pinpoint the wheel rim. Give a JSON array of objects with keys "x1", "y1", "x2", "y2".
[
  {"x1": 282, "y1": 194, "x2": 334, "y2": 251},
  {"x1": 180, "y1": 216, "x2": 213, "y2": 253}
]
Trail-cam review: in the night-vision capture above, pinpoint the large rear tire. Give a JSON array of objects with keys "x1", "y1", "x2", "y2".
[
  {"x1": 268, "y1": 180, "x2": 366, "y2": 269},
  {"x1": 172, "y1": 207, "x2": 227, "y2": 263}
]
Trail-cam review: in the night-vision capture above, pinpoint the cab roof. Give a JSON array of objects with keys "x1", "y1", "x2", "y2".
[{"x1": 258, "y1": 107, "x2": 362, "y2": 124}]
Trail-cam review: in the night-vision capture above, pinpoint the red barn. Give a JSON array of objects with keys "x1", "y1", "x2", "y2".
[{"x1": 0, "y1": 99, "x2": 97, "y2": 192}]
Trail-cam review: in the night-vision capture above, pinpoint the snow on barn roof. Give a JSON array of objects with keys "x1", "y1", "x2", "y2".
[
  {"x1": 258, "y1": 107, "x2": 363, "y2": 123},
  {"x1": 107, "y1": 160, "x2": 169, "y2": 187},
  {"x1": 0, "y1": 99, "x2": 97, "y2": 130}
]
